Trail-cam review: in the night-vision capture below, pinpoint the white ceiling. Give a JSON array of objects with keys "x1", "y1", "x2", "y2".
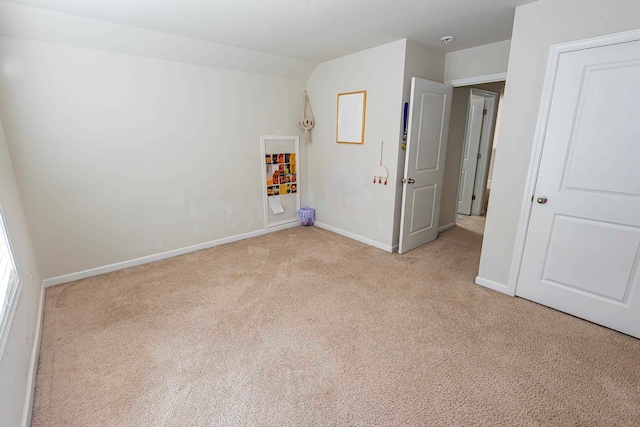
[{"x1": 5, "y1": 0, "x2": 537, "y2": 62}]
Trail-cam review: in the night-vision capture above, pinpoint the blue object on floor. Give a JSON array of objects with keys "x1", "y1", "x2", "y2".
[{"x1": 297, "y1": 207, "x2": 315, "y2": 226}]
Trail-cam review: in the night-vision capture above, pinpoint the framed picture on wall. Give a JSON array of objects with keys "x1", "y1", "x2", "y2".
[{"x1": 336, "y1": 90, "x2": 367, "y2": 144}]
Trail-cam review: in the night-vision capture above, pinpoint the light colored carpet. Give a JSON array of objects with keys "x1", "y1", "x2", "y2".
[
  {"x1": 32, "y1": 219, "x2": 640, "y2": 426},
  {"x1": 457, "y1": 214, "x2": 486, "y2": 234}
]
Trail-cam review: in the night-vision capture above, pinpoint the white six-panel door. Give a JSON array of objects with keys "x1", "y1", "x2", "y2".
[{"x1": 517, "y1": 36, "x2": 640, "y2": 338}]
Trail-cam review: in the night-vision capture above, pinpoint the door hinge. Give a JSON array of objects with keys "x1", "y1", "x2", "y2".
[
  {"x1": 483, "y1": 108, "x2": 488, "y2": 115},
  {"x1": 477, "y1": 153, "x2": 481, "y2": 160},
  {"x1": 472, "y1": 195, "x2": 476, "y2": 200}
]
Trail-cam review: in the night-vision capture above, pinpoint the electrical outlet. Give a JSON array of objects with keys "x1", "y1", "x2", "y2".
[
  {"x1": 358, "y1": 212, "x2": 364, "y2": 221},
  {"x1": 227, "y1": 211, "x2": 234, "y2": 222}
]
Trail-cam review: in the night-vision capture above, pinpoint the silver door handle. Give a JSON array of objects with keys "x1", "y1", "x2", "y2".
[
  {"x1": 536, "y1": 196, "x2": 548, "y2": 204},
  {"x1": 402, "y1": 178, "x2": 415, "y2": 184}
]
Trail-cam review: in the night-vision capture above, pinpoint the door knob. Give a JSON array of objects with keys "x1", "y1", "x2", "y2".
[
  {"x1": 536, "y1": 196, "x2": 548, "y2": 204},
  {"x1": 402, "y1": 178, "x2": 415, "y2": 184}
]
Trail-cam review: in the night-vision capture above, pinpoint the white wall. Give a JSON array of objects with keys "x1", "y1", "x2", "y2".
[
  {"x1": 306, "y1": 40, "x2": 407, "y2": 251},
  {"x1": 478, "y1": 0, "x2": 640, "y2": 290},
  {"x1": 403, "y1": 40, "x2": 446, "y2": 89},
  {"x1": 444, "y1": 40, "x2": 511, "y2": 83},
  {"x1": 0, "y1": 117, "x2": 43, "y2": 427},
  {"x1": 486, "y1": 86, "x2": 506, "y2": 190},
  {"x1": 0, "y1": 37, "x2": 306, "y2": 280}
]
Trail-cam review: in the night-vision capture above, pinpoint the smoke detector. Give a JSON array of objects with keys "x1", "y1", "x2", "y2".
[{"x1": 440, "y1": 36, "x2": 456, "y2": 44}]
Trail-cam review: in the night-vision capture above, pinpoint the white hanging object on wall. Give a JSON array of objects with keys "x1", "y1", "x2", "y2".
[
  {"x1": 373, "y1": 141, "x2": 389, "y2": 185},
  {"x1": 298, "y1": 90, "x2": 315, "y2": 144}
]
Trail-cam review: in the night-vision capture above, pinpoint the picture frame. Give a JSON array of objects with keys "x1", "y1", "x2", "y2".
[
  {"x1": 336, "y1": 90, "x2": 367, "y2": 144},
  {"x1": 260, "y1": 135, "x2": 301, "y2": 228}
]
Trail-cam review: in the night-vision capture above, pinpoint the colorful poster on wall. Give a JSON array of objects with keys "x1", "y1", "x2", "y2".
[{"x1": 265, "y1": 152, "x2": 297, "y2": 198}]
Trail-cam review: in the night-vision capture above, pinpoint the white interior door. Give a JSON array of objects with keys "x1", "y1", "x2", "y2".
[
  {"x1": 470, "y1": 90, "x2": 499, "y2": 216},
  {"x1": 457, "y1": 96, "x2": 485, "y2": 216},
  {"x1": 398, "y1": 78, "x2": 452, "y2": 254},
  {"x1": 517, "y1": 37, "x2": 640, "y2": 338}
]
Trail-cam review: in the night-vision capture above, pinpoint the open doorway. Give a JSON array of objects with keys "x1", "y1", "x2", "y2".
[{"x1": 439, "y1": 81, "x2": 505, "y2": 234}]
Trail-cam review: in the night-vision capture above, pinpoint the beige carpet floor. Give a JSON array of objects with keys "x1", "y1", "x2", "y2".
[{"x1": 32, "y1": 218, "x2": 640, "y2": 426}]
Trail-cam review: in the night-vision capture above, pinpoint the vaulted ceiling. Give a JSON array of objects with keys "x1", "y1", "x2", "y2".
[{"x1": 5, "y1": 0, "x2": 537, "y2": 62}]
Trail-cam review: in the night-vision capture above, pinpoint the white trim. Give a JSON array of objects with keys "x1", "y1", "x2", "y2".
[
  {"x1": 264, "y1": 218, "x2": 299, "y2": 228},
  {"x1": 508, "y1": 28, "x2": 640, "y2": 297},
  {"x1": 0, "y1": 280, "x2": 21, "y2": 359},
  {"x1": 0, "y1": 204, "x2": 23, "y2": 360},
  {"x1": 391, "y1": 244, "x2": 399, "y2": 253},
  {"x1": 314, "y1": 222, "x2": 393, "y2": 253},
  {"x1": 43, "y1": 222, "x2": 299, "y2": 287},
  {"x1": 21, "y1": 281, "x2": 45, "y2": 427},
  {"x1": 475, "y1": 276, "x2": 510, "y2": 294},
  {"x1": 438, "y1": 222, "x2": 456, "y2": 233},
  {"x1": 445, "y1": 72, "x2": 507, "y2": 87}
]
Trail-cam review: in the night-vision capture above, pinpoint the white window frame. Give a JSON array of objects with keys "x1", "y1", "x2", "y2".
[{"x1": 0, "y1": 206, "x2": 22, "y2": 359}]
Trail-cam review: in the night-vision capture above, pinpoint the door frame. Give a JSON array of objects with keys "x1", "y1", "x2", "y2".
[
  {"x1": 507, "y1": 28, "x2": 640, "y2": 297},
  {"x1": 446, "y1": 73, "x2": 507, "y2": 88}
]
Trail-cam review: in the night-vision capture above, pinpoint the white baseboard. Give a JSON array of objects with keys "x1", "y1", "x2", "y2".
[
  {"x1": 43, "y1": 222, "x2": 300, "y2": 288},
  {"x1": 475, "y1": 276, "x2": 512, "y2": 295},
  {"x1": 314, "y1": 222, "x2": 393, "y2": 253},
  {"x1": 21, "y1": 281, "x2": 45, "y2": 427},
  {"x1": 438, "y1": 222, "x2": 456, "y2": 233},
  {"x1": 391, "y1": 244, "x2": 399, "y2": 253}
]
